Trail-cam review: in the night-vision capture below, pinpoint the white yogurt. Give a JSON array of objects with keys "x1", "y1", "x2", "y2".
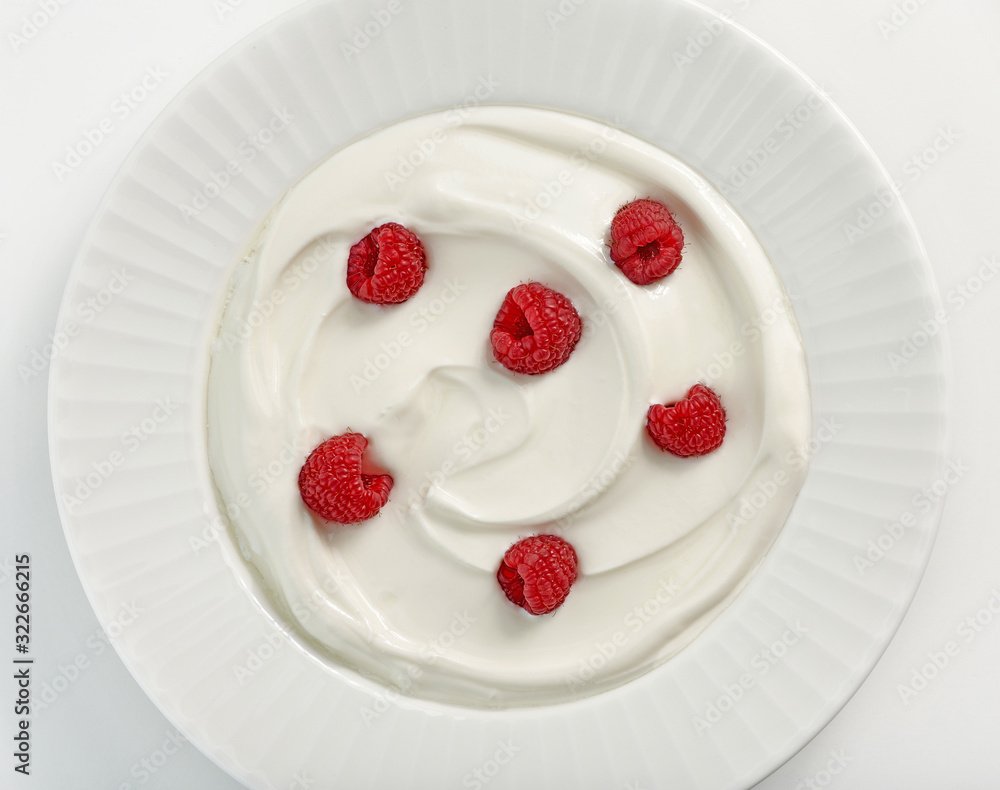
[{"x1": 206, "y1": 107, "x2": 812, "y2": 708}]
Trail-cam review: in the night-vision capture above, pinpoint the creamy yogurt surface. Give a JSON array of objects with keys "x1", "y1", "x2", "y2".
[{"x1": 206, "y1": 106, "x2": 812, "y2": 708}]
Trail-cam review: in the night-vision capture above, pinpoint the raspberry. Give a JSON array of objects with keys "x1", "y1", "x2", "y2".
[
  {"x1": 497, "y1": 535, "x2": 579, "y2": 615},
  {"x1": 298, "y1": 433, "x2": 393, "y2": 524},
  {"x1": 347, "y1": 222, "x2": 428, "y2": 304},
  {"x1": 490, "y1": 282, "x2": 583, "y2": 375},
  {"x1": 646, "y1": 383, "x2": 727, "y2": 457},
  {"x1": 609, "y1": 198, "x2": 685, "y2": 286}
]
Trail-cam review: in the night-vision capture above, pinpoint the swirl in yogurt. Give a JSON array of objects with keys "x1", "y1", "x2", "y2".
[{"x1": 206, "y1": 107, "x2": 812, "y2": 708}]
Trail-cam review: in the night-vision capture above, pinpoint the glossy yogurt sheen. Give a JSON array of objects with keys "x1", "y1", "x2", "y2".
[{"x1": 206, "y1": 107, "x2": 812, "y2": 708}]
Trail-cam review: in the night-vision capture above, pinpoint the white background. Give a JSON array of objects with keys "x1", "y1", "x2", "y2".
[{"x1": 1, "y1": 0, "x2": 998, "y2": 788}]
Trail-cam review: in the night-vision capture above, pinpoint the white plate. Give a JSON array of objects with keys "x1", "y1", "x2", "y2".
[{"x1": 48, "y1": 1, "x2": 950, "y2": 788}]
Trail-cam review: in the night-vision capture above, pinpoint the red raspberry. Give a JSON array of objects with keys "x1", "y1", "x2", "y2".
[
  {"x1": 646, "y1": 383, "x2": 727, "y2": 457},
  {"x1": 609, "y1": 198, "x2": 685, "y2": 286},
  {"x1": 298, "y1": 433, "x2": 393, "y2": 524},
  {"x1": 497, "y1": 535, "x2": 579, "y2": 615},
  {"x1": 490, "y1": 282, "x2": 583, "y2": 375},
  {"x1": 347, "y1": 222, "x2": 428, "y2": 305}
]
